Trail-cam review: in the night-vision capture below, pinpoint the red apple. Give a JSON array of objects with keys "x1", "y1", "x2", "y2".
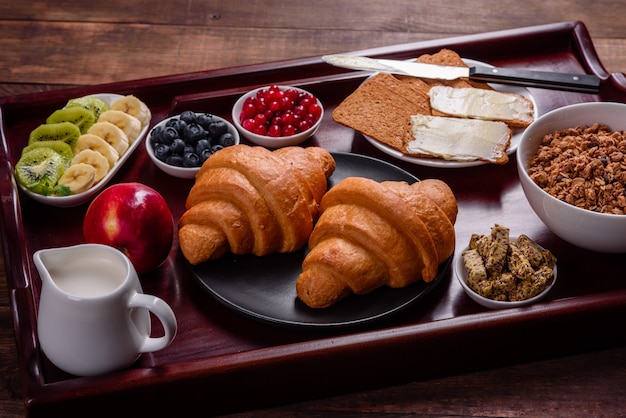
[{"x1": 83, "y1": 182, "x2": 174, "y2": 274}]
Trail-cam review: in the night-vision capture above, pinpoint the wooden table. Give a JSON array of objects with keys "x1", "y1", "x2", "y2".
[{"x1": 1, "y1": 2, "x2": 626, "y2": 417}]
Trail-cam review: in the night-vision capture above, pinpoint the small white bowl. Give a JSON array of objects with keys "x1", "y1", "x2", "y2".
[
  {"x1": 231, "y1": 85, "x2": 323, "y2": 148},
  {"x1": 454, "y1": 242, "x2": 557, "y2": 310},
  {"x1": 516, "y1": 102, "x2": 626, "y2": 253},
  {"x1": 146, "y1": 112, "x2": 239, "y2": 179}
]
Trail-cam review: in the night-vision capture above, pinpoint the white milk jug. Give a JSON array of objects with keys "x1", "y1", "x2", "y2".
[{"x1": 34, "y1": 243, "x2": 177, "y2": 376}]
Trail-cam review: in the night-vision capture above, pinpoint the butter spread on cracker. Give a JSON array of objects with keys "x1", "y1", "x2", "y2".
[
  {"x1": 408, "y1": 114, "x2": 511, "y2": 163},
  {"x1": 429, "y1": 86, "x2": 534, "y2": 126}
]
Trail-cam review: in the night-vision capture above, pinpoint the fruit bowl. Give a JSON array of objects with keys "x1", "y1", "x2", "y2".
[
  {"x1": 454, "y1": 238, "x2": 558, "y2": 310},
  {"x1": 15, "y1": 93, "x2": 150, "y2": 208},
  {"x1": 516, "y1": 102, "x2": 626, "y2": 253},
  {"x1": 146, "y1": 111, "x2": 240, "y2": 179},
  {"x1": 231, "y1": 85, "x2": 323, "y2": 148}
]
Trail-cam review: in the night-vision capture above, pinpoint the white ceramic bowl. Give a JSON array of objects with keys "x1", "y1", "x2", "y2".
[
  {"x1": 454, "y1": 242, "x2": 557, "y2": 310},
  {"x1": 231, "y1": 85, "x2": 323, "y2": 148},
  {"x1": 516, "y1": 102, "x2": 626, "y2": 253},
  {"x1": 146, "y1": 112, "x2": 239, "y2": 179}
]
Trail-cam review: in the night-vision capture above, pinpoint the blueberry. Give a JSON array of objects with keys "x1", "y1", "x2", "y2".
[
  {"x1": 183, "y1": 145, "x2": 195, "y2": 155},
  {"x1": 153, "y1": 143, "x2": 170, "y2": 161},
  {"x1": 184, "y1": 123, "x2": 206, "y2": 143},
  {"x1": 166, "y1": 118, "x2": 187, "y2": 133},
  {"x1": 196, "y1": 113, "x2": 216, "y2": 130},
  {"x1": 183, "y1": 152, "x2": 201, "y2": 167},
  {"x1": 218, "y1": 132, "x2": 236, "y2": 147},
  {"x1": 150, "y1": 126, "x2": 164, "y2": 145},
  {"x1": 195, "y1": 138, "x2": 211, "y2": 155},
  {"x1": 211, "y1": 144, "x2": 224, "y2": 153},
  {"x1": 170, "y1": 138, "x2": 186, "y2": 155},
  {"x1": 180, "y1": 111, "x2": 197, "y2": 125},
  {"x1": 159, "y1": 126, "x2": 178, "y2": 145},
  {"x1": 208, "y1": 120, "x2": 228, "y2": 137},
  {"x1": 165, "y1": 155, "x2": 184, "y2": 167},
  {"x1": 200, "y1": 147, "x2": 213, "y2": 162}
]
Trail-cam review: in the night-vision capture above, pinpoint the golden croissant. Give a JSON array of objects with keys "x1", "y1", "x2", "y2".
[
  {"x1": 178, "y1": 144, "x2": 336, "y2": 264},
  {"x1": 296, "y1": 177, "x2": 458, "y2": 308}
]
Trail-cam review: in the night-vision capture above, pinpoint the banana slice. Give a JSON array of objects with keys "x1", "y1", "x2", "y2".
[
  {"x1": 111, "y1": 95, "x2": 151, "y2": 128},
  {"x1": 74, "y1": 134, "x2": 119, "y2": 169},
  {"x1": 88, "y1": 121, "x2": 130, "y2": 156},
  {"x1": 57, "y1": 163, "x2": 96, "y2": 194},
  {"x1": 98, "y1": 110, "x2": 142, "y2": 143},
  {"x1": 71, "y1": 149, "x2": 110, "y2": 184}
]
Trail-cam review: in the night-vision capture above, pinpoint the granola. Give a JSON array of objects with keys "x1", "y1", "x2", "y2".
[
  {"x1": 527, "y1": 123, "x2": 626, "y2": 214},
  {"x1": 462, "y1": 225, "x2": 556, "y2": 302}
]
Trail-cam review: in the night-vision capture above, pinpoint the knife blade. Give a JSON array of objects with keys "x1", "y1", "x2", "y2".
[{"x1": 322, "y1": 54, "x2": 600, "y2": 93}]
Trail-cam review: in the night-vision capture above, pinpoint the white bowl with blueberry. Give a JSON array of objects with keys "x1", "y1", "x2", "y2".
[
  {"x1": 146, "y1": 111, "x2": 239, "y2": 178},
  {"x1": 231, "y1": 85, "x2": 323, "y2": 148}
]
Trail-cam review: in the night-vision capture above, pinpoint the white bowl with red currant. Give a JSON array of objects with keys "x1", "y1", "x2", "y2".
[
  {"x1": 146, "y1": 111, "x2": 240, "y2": 179},
  {"x1": 232, "y1": 85, "x2": 323, "y2": 148}
]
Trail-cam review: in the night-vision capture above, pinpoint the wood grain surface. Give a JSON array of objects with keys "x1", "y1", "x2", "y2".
[{"x1": 2, "y1": 1, "x2": 626, "y2": 417}]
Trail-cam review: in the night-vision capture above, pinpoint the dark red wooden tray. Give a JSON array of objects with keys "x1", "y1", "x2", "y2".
[{"x1": 2, "y1": 21, "x2": 626, "y2": 417}]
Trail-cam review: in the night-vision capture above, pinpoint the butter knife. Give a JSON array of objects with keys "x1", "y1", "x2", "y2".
[{"x1": 322, "y1": 54, "x2": 600, "y2": 93}]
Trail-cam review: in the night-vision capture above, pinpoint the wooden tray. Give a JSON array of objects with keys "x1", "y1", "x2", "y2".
[{"x1": 2, "y1": 21, "x2": 626, "y2": 417}]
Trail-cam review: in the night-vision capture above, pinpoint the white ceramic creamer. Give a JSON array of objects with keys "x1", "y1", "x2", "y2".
[{"x1": 34, "y1": 243, "x2": 177, "y2": 376}]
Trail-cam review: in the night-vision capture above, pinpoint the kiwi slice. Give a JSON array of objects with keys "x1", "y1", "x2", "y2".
[
  {"x1": 66, "y1": 96, "x2": 110, "y2": 121},
  {"x1": 21, "y1": 140, "x2": 74, "y2": 164},
  {"x1": 15, "y1": 148, "x2": 66, "y2": 196},
  {"x1": 29, "y1": 122, "x2": 81, "y2": 149},
  {"x1": 46, "y1": 107, "x2": 95, "y2": 134}
]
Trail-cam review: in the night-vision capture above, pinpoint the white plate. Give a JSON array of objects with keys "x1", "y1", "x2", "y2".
[
  {"x1": 362, "y1": 59, "x2": 538, "y2": 168},
  {"x1": 17, "y1": 93, "x2": 150, "y2": 207}
]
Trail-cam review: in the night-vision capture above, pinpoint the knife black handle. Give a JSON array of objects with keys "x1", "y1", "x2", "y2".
[{"x1": 469, "y1": 66, "x2": 600, "y2": 93}]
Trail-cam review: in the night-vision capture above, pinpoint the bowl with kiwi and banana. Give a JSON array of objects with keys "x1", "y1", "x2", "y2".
[{"x1": 14, "y1": 93, "x2": 152, "y2": 208}]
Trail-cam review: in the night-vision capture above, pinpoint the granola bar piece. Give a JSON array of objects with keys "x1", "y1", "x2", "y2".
[
  {"x1": 462, "y1": 248, "x2": 487, "y2": 291},
  {"x1": 507, "y1": 242, "x2": 535, "y2": 280},
  {"x1": 492, "y1": 272, "x2": 517, "y2": 296},
  {"x1": 475, "y1": 224, "x2": 509, "y2": 275},
  {"x1": 468, "y1": 233, "x2": 481, "y2": 250},
  {"x1": 515, "y1": 234, "x2": 546, "y2": 268}
]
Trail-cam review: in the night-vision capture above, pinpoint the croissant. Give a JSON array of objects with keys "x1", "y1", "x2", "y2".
[
  {"x1": 178, "y1": 144, "x2": 336, "y2": 264},
  {"x1": 296, "y1": 177, "x2": 457, "y2": 308}
]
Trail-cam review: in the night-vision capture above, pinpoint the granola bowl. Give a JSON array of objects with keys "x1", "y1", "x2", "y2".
[
  {"x1": 516, "y1": 102, "x2": 626, "y2": 253},
  {"x1": 454, "y1": 237, "x2": 558, "y2": 310}
]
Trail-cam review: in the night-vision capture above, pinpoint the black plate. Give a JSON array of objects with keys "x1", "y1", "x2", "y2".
[{"x1": 189, "y1": 152, "x2": 451, "y2": 327}]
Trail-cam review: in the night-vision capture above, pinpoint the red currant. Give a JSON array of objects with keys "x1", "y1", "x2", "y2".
[
  {"x1": 268, "y1": 124, "x2": 282, "y2": 137},
  {"x1": 254, "y1": 113, "x2": 267, "y2": 127},
  {"x1": 298, "y1": 120, "x2": 312, "y2": 132},
  {"x1": 281, "y1": 110, "x2": 294, "y2": 126},
  {"x1": 269, "y1": 100, "x2": 282, "y2": 113},
  {"x1": 299, "y1": 97, "x2": 314, "y2": 110},
  {"x1": 308, "y1": 103, "x2": 322, "y2": 119},
  {"x1": 239, "y1": 86, "x2": 321, "y2": 138},
  {"x1": 282, "y1": 125, "x2": 296, "y2": 136},
  {"x1": 242, "y1": 102, "x2": 257, "y2": 119},
  {"x1": 293, "y1": 104, "x2": 307, "y2": 118},
  {"x1": 284, "y1": 89, "x2": 299, "y2": 101},
  {"x1": 253, "y1": 124, "x2": 267, "y2": 136},
  {"x1": 242, "y1": 118, "x2": 256, "y2": 131}
]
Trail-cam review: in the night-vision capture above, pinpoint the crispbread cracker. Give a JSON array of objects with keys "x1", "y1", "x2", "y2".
[
  {"x1": 332, "y1": 73, "x2": 429, "y2": 151},
  {"x1": 373, "y1": 72, "x2": 431, "y2": 109}
]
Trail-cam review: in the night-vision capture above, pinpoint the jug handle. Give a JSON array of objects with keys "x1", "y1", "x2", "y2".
[{"x1": 129, "y1": 293, "x2": 177, "y2": 352}]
